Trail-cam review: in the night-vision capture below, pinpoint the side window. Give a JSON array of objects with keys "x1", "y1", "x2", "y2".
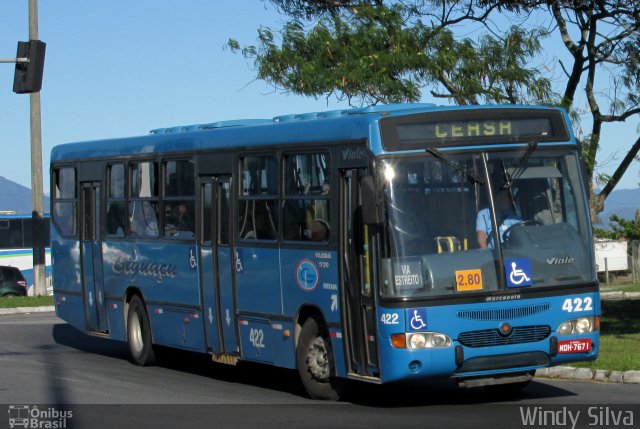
[
  {"x1": 128, "y1": 162, "x2": 159, "y2": 238},
  {"x1": 239, "y1": 155, "x2": 278, "y2": 240},
  {"x1": 283, "y1": 152, "x2": 330, "y2": 242},
  {"x1": 0, "y1": 219, "x2": 23, "y2": 248},
  {"x1": 106, "y1": 164, "x2": 126, "y2": 237},
  {"x1": 163, "y1": 159, "x2": 195, "y2": 240},
  {"x1": 0, "y1": 220, "x2": 10, "y2": 249},
  {"x1": 218, "y1": 181, "x2": 231, "y2": 245},
  {"x1": 52, "y1": 166, "x2": 77, "y2": 236}
]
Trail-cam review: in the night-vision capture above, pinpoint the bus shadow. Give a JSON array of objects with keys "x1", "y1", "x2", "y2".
[
  {"x1": 52, "y1": 323, "x2": 130, "y2": 359},
  {"x1": 343, "y1": 378, "x2": 579, "y2": 407},
  {"x1": 154, "y1": 346, "x2": 309, "y2": 397},
  {"x1": 51, "y1": 323, "x2": 307, "y2": 397},
  {"x1": 51, "y1": 324, "x2": 577, "y2": 406}
]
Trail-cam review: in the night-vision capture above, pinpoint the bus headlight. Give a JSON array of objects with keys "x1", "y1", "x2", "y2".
[
  {"x1": 557, "y1": 316, "x2": 596, "y2": 335},
  {"x1": 575, "y1": 317, "x2": 592, "y2": 333},
  {"x1": 431, "y1": 333, "x2": 450, "y2": 348},
  {"x1": 401, "y1": 332, "x2": 452, "y2": 349},
  {"x1": 409, "y1": 333, "x2": 427, "y2": 349}
]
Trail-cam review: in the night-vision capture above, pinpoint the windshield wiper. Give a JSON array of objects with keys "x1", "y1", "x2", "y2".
[
  {"x1": 502, "y1": 141, "x2": 538, "y2": 188},
  {"x1": 425, "y1": 147, "x2": 485, "y2": 184}
]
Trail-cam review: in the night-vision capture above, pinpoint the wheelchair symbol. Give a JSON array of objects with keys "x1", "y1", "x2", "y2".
[
  {"x1": 509, "y1": 262, "x2": 531, "y2": 285},
  {"x1": 235, "y1": 251, "x2": 244, "y2": 273},
  {"x1": 505, "y1": 258, "x2": 532, "y2": 288},
  {"x1": 189, "y1": 249, "x2": 197, "y2": 269},
  {"x1": 410, "y1": 310, "x2": 427, "y2": 330}
]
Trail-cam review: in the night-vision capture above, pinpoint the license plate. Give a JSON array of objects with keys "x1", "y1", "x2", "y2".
[{"x1": 558, "y1": 339, "x2": 592, "y2": 354}]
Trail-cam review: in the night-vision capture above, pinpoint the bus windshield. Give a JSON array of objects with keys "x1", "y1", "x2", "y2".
[{"x1": 379, "y1": 148, "x2": 594, "y2": 299}]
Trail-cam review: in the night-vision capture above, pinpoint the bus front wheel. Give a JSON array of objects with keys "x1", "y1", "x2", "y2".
[
  {"x1": 296, "y1": 316, "x2": 344, "y2": 400},
  {"x1": 127, "y1": 295, "x2": 156, "y2": 366}
]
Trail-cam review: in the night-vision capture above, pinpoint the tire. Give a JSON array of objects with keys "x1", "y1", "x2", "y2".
[
  {"x1": 127, "y1": 295, "x2": 156, "y2": 366},
  {"x1": 296, "y1": 316, "x2": 345, "y2": 400}
]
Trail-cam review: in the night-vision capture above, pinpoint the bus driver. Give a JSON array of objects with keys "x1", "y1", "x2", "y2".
[{"x1": 476, "y1": 188, "x2": 520, "y2": 249}]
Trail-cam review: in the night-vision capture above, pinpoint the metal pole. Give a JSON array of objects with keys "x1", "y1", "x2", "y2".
[
  {"x1": 29, "y1": 0, "x2": 46, "y2": 296},
  {"x1": 604, "y1": 257, "x2": 609, "y2": 284}
]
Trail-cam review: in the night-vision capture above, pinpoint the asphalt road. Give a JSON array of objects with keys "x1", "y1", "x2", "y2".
[{"x1": 2, "y1": 313, "x2": 640, "y2": 429}]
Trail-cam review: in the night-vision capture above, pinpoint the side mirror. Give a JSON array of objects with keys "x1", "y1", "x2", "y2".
[{"x1": 361, "y1": 175, "x2": 384, "y2": 225}]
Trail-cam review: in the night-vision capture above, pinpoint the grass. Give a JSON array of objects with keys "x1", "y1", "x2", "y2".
[
  {"x1": 0, "y1": 295, "x2": 54, "y2": 308},
  {"x1": 571, "y1": 299, "x2": 640, "y2": 372},
  {"x1": 600, "y1": 282, "x2": 640, "y2": 293}
]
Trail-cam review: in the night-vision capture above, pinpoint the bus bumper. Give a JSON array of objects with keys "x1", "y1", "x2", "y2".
[{"x1": 376, "y1": 330, "x2": 598, "y2": 383}]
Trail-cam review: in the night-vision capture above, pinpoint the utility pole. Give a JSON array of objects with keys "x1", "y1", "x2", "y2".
[
  {"x1": 29, "y1": 0, "x2": 46, "y2": 296},
  {"x1": 1, "y1": 2, "x2": 46, "y2": 295}
]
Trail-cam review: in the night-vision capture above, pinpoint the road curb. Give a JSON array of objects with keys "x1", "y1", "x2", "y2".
[
  {"x1": 0, "y1": 306, "x2": 55, "y2": 315},
  {"x1": 536, "y1": 366, "x2": 640, "y2": 384},
  {"x1": 600, "y1": 291, "x2": 640, "y2": 300}
]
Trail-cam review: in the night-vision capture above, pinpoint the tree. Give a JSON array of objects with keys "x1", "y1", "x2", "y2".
[
  {"x1": 229, "y1": 1, "x2": 640, "y2": 216},
  {"x1": 593, "y1": 211, "x2": 640, "y2": 240}
]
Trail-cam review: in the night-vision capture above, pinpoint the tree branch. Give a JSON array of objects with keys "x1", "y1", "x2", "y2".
[{"x1": 599, "y1": 134, "x2": 640, "y2": 200}]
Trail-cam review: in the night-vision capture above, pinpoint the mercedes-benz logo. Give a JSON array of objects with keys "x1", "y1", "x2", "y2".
[{"x1": 498, "y1": 322, "x2": 513, "y2": 337}]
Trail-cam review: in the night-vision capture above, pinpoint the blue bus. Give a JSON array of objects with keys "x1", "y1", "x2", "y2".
[
  {"x1": 51, "y1": 103, "x2": 599, "y2": 399},
  {"x1": 0, "y1": 213, "x2": 52, "y2": 294}
]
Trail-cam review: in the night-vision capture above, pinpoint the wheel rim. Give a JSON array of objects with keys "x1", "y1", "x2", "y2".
[
  {"x1": 130, "y1": 313, "x2": 144, "y2": 355},
  {"x1": 307, "y1": 336, "x2": 330, "y2": 381}
]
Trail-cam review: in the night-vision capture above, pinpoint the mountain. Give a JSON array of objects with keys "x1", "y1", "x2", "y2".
[
  {"x1": 595, "y1": 188, "x2": 640, "y2": 227},
  {"x1": 0, "y1": 176, "x2": 50, "y2": 214},
  {"x1": 0, "y1": 175, "x2": 636, "y2": 222}
]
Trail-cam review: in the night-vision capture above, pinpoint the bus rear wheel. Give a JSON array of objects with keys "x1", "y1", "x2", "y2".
[
  {"x1": 296, "y1": 316, "x2": 344, "y2": 400},
  {"x1": 127, "y1": 295, "x2": 156, "y2": 366}
]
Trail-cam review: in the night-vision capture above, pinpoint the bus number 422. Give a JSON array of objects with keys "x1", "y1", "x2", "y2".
[
  {"x1": 562, "y1": 297, "x2": 593, "y2": 313},
  {"x1": 249, "y1": 328, "x2": 265, "y2": 348}
]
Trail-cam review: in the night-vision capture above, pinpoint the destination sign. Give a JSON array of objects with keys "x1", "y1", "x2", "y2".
[
  {"x1": 398, "y1": 117, "x2": 552, "y2": 142},
  {"x1": 380, "y1": 108, "x2": 570, "y2": 150}
]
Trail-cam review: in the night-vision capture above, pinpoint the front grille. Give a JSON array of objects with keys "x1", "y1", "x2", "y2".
[
  {"x1": 457, "y1": 303, "x2": 550, "y2": 321},
  {"x1": 458, "y1": 325, "x2": 551, "y2": 347}
]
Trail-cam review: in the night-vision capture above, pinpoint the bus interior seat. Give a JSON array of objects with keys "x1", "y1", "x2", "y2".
[
  {"x1": 518, "y1": 179, "x2": 554, "y2": 225},
  {"x1": 424, "y1": 192, "x2": 476, "y2": 250},
  {"x1": 240, "y1": 200, "x2": 277, "y2": 240},
  {"x1": 255, "y1": 201, "x2": 277, "y2": 239}
]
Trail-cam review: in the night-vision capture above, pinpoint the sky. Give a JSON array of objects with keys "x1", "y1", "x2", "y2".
[{"x1": 1, "y1": 1, "x2": 638, "y2": 193}]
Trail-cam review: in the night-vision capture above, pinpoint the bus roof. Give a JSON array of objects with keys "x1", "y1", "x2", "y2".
[{"x1": 50, "y1": 103, "x2": 571, "y2": 162}]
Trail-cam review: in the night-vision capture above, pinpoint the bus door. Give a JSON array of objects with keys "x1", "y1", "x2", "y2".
[
  {"x1": 80, "y1": 182, "x2": 107, "y2": 333},
  {"x1": 199, "y1": 176, "x2": 238, "y2": 355},
  {"x1": 341, "y1": 169, "x2": 380, "y2": 378}
]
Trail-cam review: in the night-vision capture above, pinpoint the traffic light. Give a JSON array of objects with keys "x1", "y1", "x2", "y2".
[{"x1": 13, "y1": 40, "x2": 46, "y2": 94}]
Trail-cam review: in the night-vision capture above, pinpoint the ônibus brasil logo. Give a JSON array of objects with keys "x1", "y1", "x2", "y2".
[{"x1": 8, "y1": 405, "x2": 73, "y2": 429}]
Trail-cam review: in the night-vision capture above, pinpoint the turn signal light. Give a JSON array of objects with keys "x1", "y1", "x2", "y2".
[{"x1": 391, "y1": 333, "x2": 406, "y2": 349}]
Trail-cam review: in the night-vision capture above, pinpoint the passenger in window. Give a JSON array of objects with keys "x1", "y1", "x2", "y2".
[
  {"x1": 304, "y1": 199, "x2": 330, "y2": 242},
  {"x1": 176, "y1": 203, "x2": 193, "y2": 232},
  {"x1": 165, "y1": 203, "x2": 194, "y2": 238},
  {"x1": 107, "y1": 203, "x2": 125, "y2": 237},
  {"x1": 476, "y1": 188, "x2": 520, "y2": 249},
  {"x1": 314, "y1": 182, "x2": 330, "y2": 220},
  {"x1": 310, "y1": 219, "x2": 330, "y2": 242},
  {"x1": 129, "y1": 201, "x2": 158, "y2": 237}
]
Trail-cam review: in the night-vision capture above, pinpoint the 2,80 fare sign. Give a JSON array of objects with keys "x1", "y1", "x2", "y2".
[{"x1": 455, "y1": 269, "x2": 483, "y2": 292}]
